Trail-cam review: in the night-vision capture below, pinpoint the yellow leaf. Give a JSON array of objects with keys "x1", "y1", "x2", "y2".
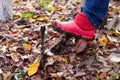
[
  {"x1": 114, "y1": 30, "x2": 120, "y2": 35},
  {"x1": 62, "y1": 58, "x2": 68, "y2": 63},
  {"x1": 60, "y1": 16, "x2": 65, "y2": 21},
  {"x1": 98, "y1": 34, "x2": 108, "y2": 46},
  {"x1": 13, "y1": 15, "x2": 20, "y2": 20},
  {"x1": 23, "y1": 43, "x2": 32, "y2": 51},
  {"x1": 28, "y1": 61, "x2": 40, "y2": 76},
  {"x1": 54, "y1": 5, "x2": 63, "y2": 10},
  {"x1": 36, "y1": 16, "x2": 48, "y2": 22},
  {"x1": 109, "y1": 31, "x2": 120, "y2": 36}
]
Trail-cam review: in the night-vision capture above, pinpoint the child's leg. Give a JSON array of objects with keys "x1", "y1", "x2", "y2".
[
  {"x1": 52, "y1": 0, "x2": 110, "y2": 39},
  {"x1": 81, "y1": 0, "x2": 110, "y2": 27},
  {"x1": 52, "y1": 0, "x2": 110, "y2": 53}
]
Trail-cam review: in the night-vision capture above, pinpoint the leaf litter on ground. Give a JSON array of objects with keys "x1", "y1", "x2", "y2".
[{"x1": 0, "y1": 0, "x2": 120, "y2": 80}]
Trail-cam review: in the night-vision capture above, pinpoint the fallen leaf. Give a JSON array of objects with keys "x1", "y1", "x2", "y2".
[
  {"x1": 46, "y1": 4, "x2": 54, "y2": 12},
  {"x1": 13, "y1": 14, "x2": 20, "y2": 20},
  {"x1": 0, "y1": 68, "x2": 3, "y2": 74},
  {"x1": 65, "y1": 76, "x2": 77, "y2": 80},
  {"x1": 45, "y1": 57, "x2": 56, "y2": 67},
  {"x1": 11, "y1": 53, "x2": 20, "y2": 62},
  {"x1": 15, "y1": 60, "x2": 24, "y2": 67},
  {"x1": 45, "y1": 49, "x2": 54, "y2": 56},
  {"x1": 69, "y1": 54, "x2": 76, "y2": 64},
  {"x1": 74, "y1": 39, "x2": 88, "y2": 53},
  {"x1": 107, "y1": 35, "x2": 118, "y2": 42},
  {"x1": 99, "y1": 67, "x2": 111, "y2": 73},
  {"x1": 0, "y1": 45, "x2": 8, "y2": 53},
  {"x1": 23, "y1": 43, "x2": 32, "y2": 51},
  {"x1": 61, "y1": 58, "x2": 68, "y2": 63},
  {"x1": 39, "y1": 0, "x2": 45, "y2": 7},
  {"x1": 53, "y1": 56, "x2": 68, "y2": 63},
  {"x1": 54, "y1": 5, "x2": 63, "y2": 10},
  {"x1": 36, "y1": 16, "x2": 48, "y2": 22},
  {"x1": 9, "y1": 46, "x2": 18, "y2": 52},
  {"x1": 96, "y1": 54, "x2": 109, "y2": 67},
  {"x1": 74, "y1": 72, "x2": 86, "y2": 77},
  {"x1": 4, "y1": 72, "x2": 12, "y2": 80},
  {"x1": 98, "y1": 34, "x2": 108, "y2": 46},
  {"x1": 0, "y1": 57, "x2": 5, "y2": 67},
  {"x1": 105, "y1": 42, "x2": 117, "y2": 50},
  {"x1": 31, "y1": 74, "x2": 42, "y2": 80},
  {"x1": 114, "y1": 30, "x2": 120, "y2": 36},
  {"x1": 50, "y1": 72, "x2": 64, "y2": 78},
  {"x1": 111, "y1": 73, "x2": 119, "y2": 80},
  {"x1": 60, "y1": 16, "x2": 65, "y2": 21},
  {"x1": 96, "y1": 72, "x2": 109, "y2": 80},
  {"x1": 28, "y1": 61, "x2": 40, "y2": 76},
  {"x1": 57, "y1": 72, "x2": 65, "y2": 77},
  {"x1": 109, "y1": 52, "x2": 120, "y2": 62},
  {"x1": 46, "y1": 65, "x2": 55, "y2": 73},
  {"x1": 22, "y1": 12, "x2": 33, "y2": 18}
]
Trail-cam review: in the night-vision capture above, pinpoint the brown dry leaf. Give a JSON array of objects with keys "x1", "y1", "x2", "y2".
[
  {"x1": 15, "y1": 60, "x2": 24, "y2": 67},
  {"x1": 99, "y1": 67, "x2": 111, "y2": 73},
  {"x1": 1, "y1": 45, "x2": 8, "y2": 53},
  {"x1": 23, "y1": 43, "x2": 32, "y2": 51},
  {"x1": 9, "y1": 46, "x2": 18, "y2": 52},
  {"x1": 105, "y1": 42, "x2": 117, "y2": 50},
  {"x1": 45, "y1": 57, "x2": 56, "y2": 67},
  {"x1": 57, "y1": 72, "x2": 65, "y2": 77},
  {"x1": 31, "y1": 74, "x2": 42, "y2": 80},
  {"x1": 109, "y1": 52, "x2": 120, "y2": 62},
  {"x1": 96, "y1": 72, "x2": 109, "y2": 80},
  {"x1": 45, "y1": 49, "x2": 54, "y2": 56},
  {"x1": 0, "y1": 51, "x2": 8, "y2": 66},
  {"x1": 10, "y1": 53, "x2": 20, "y2": 62},
  {"x1": 65, "y1": 76, "x2": 77, "y2": 80},
  {"x1": 69, "y1": 54, "x2": 76, "y2": 64},
  {"x1": 11, "y1": 28, "x2": 21, "y2": 35},
  {"x1": 98, "y1": 34, "x2": 108, "y2": 46},
  {"x1": 53, "y1": 56, "x2": 68, "y2": 63},
  {"x1": 50, "y1": 72, "x2": 65, "y2": 78},
  {"x1": 74, "y1": 72, "x2": 86, "y2": 77},
  {"x1": 96, "y1": 53, "x2": 109, "y2": 67},
  {"x1": 4, "y1": 72, "x2": 12, "y2": 80},
  {"x1": 28, "y1": 61, "x2": 40, "y2": 76},
  {"x1": 13, "y1": 1, "x2": 19, "y2": 7},
  {"x1": 74, "y1": 39, "x2": 88, "y2": 53}
]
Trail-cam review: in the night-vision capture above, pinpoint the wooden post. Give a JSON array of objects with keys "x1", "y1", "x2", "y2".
[{"x1": 0, "y1": 0, "x2": 13, "y2": 22}]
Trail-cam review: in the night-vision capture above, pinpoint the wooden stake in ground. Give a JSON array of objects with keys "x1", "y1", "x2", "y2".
[
  {"x1": 39, "y1": 26, "x2": 47, "y2": 70},
  {"x1": 28, "y1": 26, "x2": 47, "y2": 76}
]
